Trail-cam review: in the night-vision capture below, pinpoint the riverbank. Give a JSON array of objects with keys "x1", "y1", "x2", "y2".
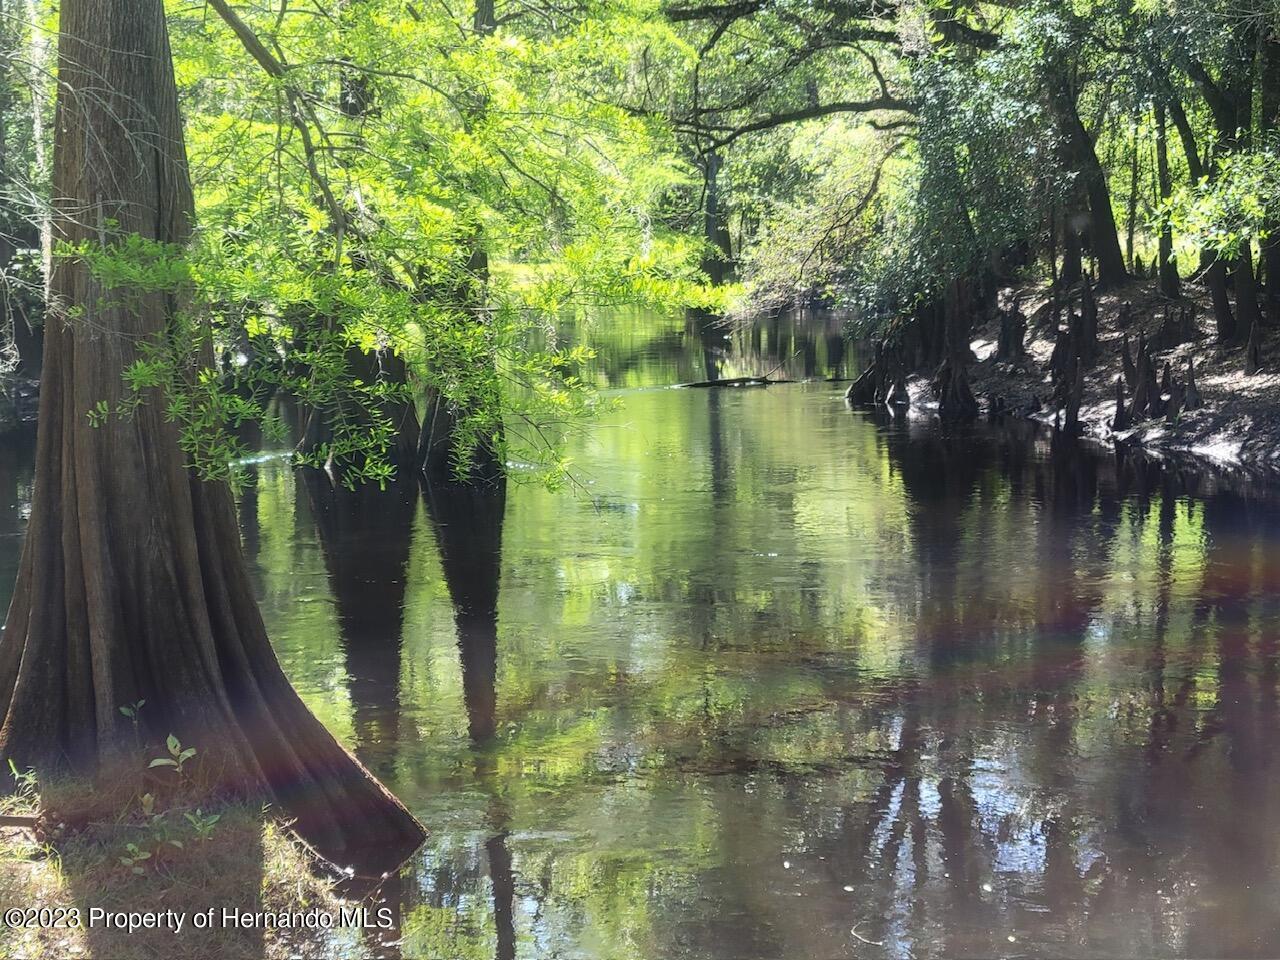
[
  {"x1": 0, "y1": 781, "x2": 363, "y2": 960},
  {"x1": 891, "y1": 276, "x2": 1280, "y2": 478}
]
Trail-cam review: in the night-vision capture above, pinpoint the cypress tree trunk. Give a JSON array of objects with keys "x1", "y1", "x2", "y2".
[
  {"x1": 1263, "y1": 33, "x2": 1280, "y2": 322},
  {"x1": 1168, "y1": 99, "x2": 1235, "y2": 341},
  {"x1": 1048, "y1": 79, "x2": 1127, "y2": 288},
  {"x1": 1154, "y1": 105, "x2": 1180, "y2": 299},
  {"x1": 701, "y1": 152, "x2": 735, "y2": 285},
  {"x1": 1125, "y1": 119, "x2": 1139, "y2": 270},
  {"x1": 0, "y1": 0, "x2": 423, "y2": 868},
  {"x1": 1187, "y1": 39, "x2": 1263, "y2": 339},
  {"x1": 417, "y1": 0, "x2": 504, "y2": 483}
]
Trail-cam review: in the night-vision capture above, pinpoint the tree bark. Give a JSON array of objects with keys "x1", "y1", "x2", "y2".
[
  {"x1": 1261, "y1": 29, "x2": 1280, "y2": 322},
  {"x1": 701, "y1": 152, "x2": 735, "y2": 285},
  {"x1": 1187, "y1": 40, "x2": 1263, "y2": 339},
  {"x1": 1154, "y1": 105, "x2": 1180, "y2": 299},
  {"x1": 0, "y1": 0, "x2": 423, "y2": 870},
  {"x1": 1047, "y1": 76, "x2": 1127, "y2": 288},
  {"x1": 1168, "y1": 98, "x2": 1235, "y2": 341}
]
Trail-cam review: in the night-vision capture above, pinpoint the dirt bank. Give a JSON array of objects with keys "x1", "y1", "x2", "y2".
[{"x1": 892, "y1": 277, "x2": 1280, "y2": 478}]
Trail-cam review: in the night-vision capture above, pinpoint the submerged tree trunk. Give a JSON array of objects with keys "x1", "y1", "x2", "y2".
[
  {"x1": 424, "y1": 477, "x2": 506, "y2": 743},
  {"x1": 298, "y1": 342, "x2": 420, "y2": 468},
  {"x1": 418, "y1": 238, "x2": 503, "y2": 484},
  {"x1": 0, "y1": 0, "x2": 423, "y2": 869},
  {"x1": 303, "y1": 473, "x2": 417, "y2": 782}
]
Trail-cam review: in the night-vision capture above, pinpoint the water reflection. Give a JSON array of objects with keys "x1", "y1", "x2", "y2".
[
  {"x1": 4, "y1": 310, "x2": 1280, "y2": 957},
  {"x1": 530, "y1": 306, "x2": 853, "y2": 389},
  {"x1": 383, "y1": 389, "x2": 1280, "y2": 959},
  {"x1": 424, "y1": 480, "x2": 506, "y2": 746},
  {"x1": 302, "y1": 471, "x2": 416, "y2": 781},
  {"x1": 423, "y1": 476, "x2": 517, "y2": 960},
  {"x1": 0, "y1": 438, "x2": 33, "y2": 617}
]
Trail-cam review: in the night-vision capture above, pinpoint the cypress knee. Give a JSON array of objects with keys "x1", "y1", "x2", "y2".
[
  {"x1": 1111, "y1": 375, "x2": 1130, "y2": 431},
  {"x1": 1184, "y1": 357, "x2": 1204, "y2": 410}
]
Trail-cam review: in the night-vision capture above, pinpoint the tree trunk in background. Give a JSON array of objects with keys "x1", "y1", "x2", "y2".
[
  {"x1": 1188, "y1": 35, "x2": 1262, "y2": 340},
  {"x1": 1046, "y1": 202, "x2": 1059, "y2": 287},
  {"x1": 1060, "y1": 212, "x2": 1083, "y2": 289},
  {"x1": 1234, "y1": 243, "x2": 1266, "y2": 336},
  {"x1": 0, "y1": 0, "x2": 423, "y2": 869},
  {"x1": 298, "y1": 342, "x2": 420, "y2": 467},
  {"x1": 1125, "y1": 119, "x2": 1139, "y2": 271},
  {"x1": 297, "y1": 0, "x2": 419, "y2": 467},
  {"x1": 1048, "y1": 79, "x2": 1127, "y2": 288},
  {"x1": 1168, "y1": 98, "x2": 1235, "y2": 341},
  {"x1": 418, "y1": 237, "x2": 503, "y2": 483},
  {"x1": 932, "y1": 277, "x2": 979, "y2": 419},
  {"x1": 418, "y1": 0, "x2": 504, "y2": 483},
  {"x1": 1261, "y1": 31, "x2": 1280, "y2": 322},
  {"x1": 701, "y1": 152, "x2": 734, "y2": 285},
  {"x1": 1154, "y1": 105, "x2": 1180, "y2": 299}
]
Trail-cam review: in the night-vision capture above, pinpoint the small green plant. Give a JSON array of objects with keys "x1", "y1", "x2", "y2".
[
  {"x1": 121, "y1": 793, "x2": 186, "y2": 873},
  {"x1": 184, "y1": 808, "x2": 221, "y2": 841},
  {"x1": 86, "y1": 399, "x2": 111, "y2": 427},
  {"x1": 118, "y1": 842, "x2": 151, "y2": 875},
  {"x1": 149, "y1": 734, "x2": 197, "y2": 782},
  {"x1": 119, "y1": 699, "x2": 146, "y2": 745},
  {"x1": 3, "y1": 760, "x2": 38, "y2": 815}
]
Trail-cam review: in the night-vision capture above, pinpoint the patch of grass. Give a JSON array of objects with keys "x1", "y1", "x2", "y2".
[{"x1": 0, "y1": 777, "x2": 362, "y2": 960}]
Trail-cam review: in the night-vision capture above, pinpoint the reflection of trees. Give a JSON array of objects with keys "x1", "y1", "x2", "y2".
[
  {"x1": 297, "y1": 471, "x2": 417, "y2": 960},
  {"x1": 424, "y1": 480, "x2": 505, "y2": 744},
  {"x1": 423, "y1": 477, "x2": 516, "y2": 960},
  {"x1": 301, "y1": 472, "x2": 416, "y2": 780},
  {"x1": 809, "y1": 423, "x2": 1280, "y2": 956}
]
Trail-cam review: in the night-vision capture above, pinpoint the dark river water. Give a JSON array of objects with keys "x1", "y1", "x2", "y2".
[{"x1": 4, "y1": 309, "x2": 1280, "y2": 958}]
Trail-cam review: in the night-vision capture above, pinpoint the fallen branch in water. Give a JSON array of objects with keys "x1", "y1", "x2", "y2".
[{"x1": 673, "y1": 375, "x2": 795, "y2": 388}]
